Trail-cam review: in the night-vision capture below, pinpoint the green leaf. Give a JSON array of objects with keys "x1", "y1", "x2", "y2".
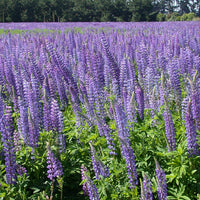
[{"x1": 0, "y1": 193, "x2": 6, "y2": 198}]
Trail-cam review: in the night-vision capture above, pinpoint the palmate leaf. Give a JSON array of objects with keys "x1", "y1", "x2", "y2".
[{"x1": 168, "y1": 184, "x2": 191, "y2": 200}]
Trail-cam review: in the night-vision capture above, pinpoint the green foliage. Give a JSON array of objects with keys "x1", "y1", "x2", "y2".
[
  {"x1": 1, "y1": 86, "x2": 200, "y2": 199},
  {"x1": 180, "y1": 13, "x2": 196, "y2": 21}
]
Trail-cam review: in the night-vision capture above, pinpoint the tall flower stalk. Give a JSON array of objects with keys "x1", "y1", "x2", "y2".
[
  {"x1": 163, "y1": 96, "x2": 176, "y2": 151},
  {"x1": 140, "y1": 172, "x2": 153, "y2": 200},
  {"x1": 155, "y1": 159, "x2": 167, "y2": 200},
  {"x1": 81, "y1": 165, "x2": 100, "y2": 200},
  {"x1": 185, "y1": 100, "x2": 199, "y2": 156},
  {"x1": 1, "y1": 105, "x2": 17, "y2": 184}
]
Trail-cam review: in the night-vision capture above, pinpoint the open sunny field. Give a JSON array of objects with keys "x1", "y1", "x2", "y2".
[{"x1": 0, "y1": 21, "x2": 200, "y2": 200}]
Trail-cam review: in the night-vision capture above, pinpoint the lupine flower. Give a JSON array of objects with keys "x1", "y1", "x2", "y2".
[
  {"x1": 101, "y1": 32, "x2": 120, "y2": 84},
  {"x1": 69, "y1": 86, "x2": 84, "y2": 127},
  {"x1": 13, "y1": 131, "x2": 21, "y2": 152},
  {"x1": 95, "y1": 115, "x2": 116, "y2": 155},
  {"x1": 140, "y1": 172, "x2": 153, "y2": 200},
  {"x1": 46, "y1": 144, "x2": 63, "y2": 182},
  {"x1": 155, "y1": 160, "x2": 167, "y2": 200},
  {"x1": 43, "y1": 89, "x2": 52, "y2": 132},
  {"x1": 58, "y1": 134, "x2": 66, "y2": 153},
  {"x1": 90, "y1": 143, "x2": 110, "y2": 180},
  {"x1": 127, "y1": 92, "x2": 137, "y2": 123},
  {"x1": 81, "y1": 165, "x2": 100, "y2": 200},
  {"x1": 0, "y1": 96, "x2": 4, "y2": 120},
  {"x1": 51, "y1": 98, "x2": 63, "y2": 133},
  {"x1": 185, "y1": 100, "x2": 199, "y2": 156},
  {"x1": 114, "y1": 103, "x2": 138, "y2": 188},
  {"x1": 164, "y1": 97, "x2": 176, "y2": 151},
  {"x1": 135, "y1": 84, "x2": 144, "y2": 120},
  {"x1": 188, "y1": 71, "x2": 200, "y2": 130},
  {"x1": 1, "y1": 106, "x2": 17, "y2": 184},
  {"x1": 168, "y1": 58, "x2": 182, "y2": 103},
  {"x1": 16, "y1": 164, "x2": 28, "y2": 176}
]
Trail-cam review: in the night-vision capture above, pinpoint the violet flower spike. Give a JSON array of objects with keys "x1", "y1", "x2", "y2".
[
  {"x1": 80, "y1": 165, "x2": 100, "y2": 200},
  {"x1": 155, "y1": 160, "x2": 167, "y2": 200},
  {"x1": 185, "y1": 100, "x2": 199, "y2": 156},
  {"x1": 140, "y1": 172, "x2": 153, "y2": 200}
]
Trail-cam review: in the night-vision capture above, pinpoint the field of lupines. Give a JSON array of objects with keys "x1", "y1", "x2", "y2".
[{"x1": 0, "y1": 21, "x2": 200, "y2": 200}]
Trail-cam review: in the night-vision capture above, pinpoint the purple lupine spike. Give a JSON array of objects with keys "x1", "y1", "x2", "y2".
[
  {"x1": 168, "y1": 58, "x2": 182, "y2": 104},
  {"x1": 164, "y1": 98, "x2": 176, "y2": 151},
  {"x1": 31, "y1": 74, "x2": 43, "y2": 129},
  {"x1": 127, "y1": 92, "x2": 137, "y2": 123},
  {"x1": 13, "y1": 131, "x2": 21, "y2": 152},
  {"x1": 28, "y1": 109, "x2": 39, "y2": 148},
  {"x1": 140, "y1": 172, "x2": 153, "y2": 200},
  {"x1": 91, "y1": 52, "x2": 104, "y2": 92},
  {"x1": 120, "y1": 58, "x2": 128, "y2": 97},
  {"x1": 149, "y1": 87, "x2": 159, "y2": 126},
  {"x1": 135, "y1": 84, "x2": 144, "y2": 120},
  {"x1": 104, "y1": 62, "x2": 111, "y2": 90},
  {"x1": 13, "y1": 66, "x2": 24, "y2": 99},
  {"x1": 18, "y1": 97, "x2": 29, "y2": 145},
  {"x1": 101, "y1": 32, "x2": 120, "y2": 89},
  {"x1": 43, "y1": 90, "x2": 52, "y2": 132},
  {"x1": 53, "y1": 69, "x2": 68, "y2": 108},
  {"x1": 127, "y1": 59, "x2": 137, "y2": 94},
  {"x1": 51, "y1": 98, "x2": 63, "y2": 133},
  {"x1": 85, "y1": 73, "x2": 95, "y2": 113},
  {"x1": 80, "y1": 165, "x2": 100, "y2": 200},
  {"x1": 90, "y1": 143, "x2": 110, "y2": 180},
  {"x1": 114, "y1": 103, "x2": 130, "y2": 138},
  {"x1": 83, "y1": 94, "x2": 95, "y2": 127},
  {"x1": 0, "y1": 96, "x2": 4, "y2": 121},
  {"x1": 28, "y1": 51, "x2": 44, "y2": 85},
  {"x1": 96, "y1": 117, "x2": 116, "y2": 155},
  {"x1": 46, "y1": 144, "x2": 63, "y2": 182},
  {"x1": 188, "y1": 71, "x2": 200, "y2": 130},
  {"x1": 194, "y1": 55, "x2": 200, "y2": 73},
  {"x1": 45, "y1": 40, "x2": 78, "y2": 93},
  {"x1": 114, "y1": 103, "x2": 138, "y2": 188},
  {"x1": 119, "y1": 136, "x2": 138, "y2": 188},
  {"x1": 182, "y1": 97, "x2": 189, "y2": 121},
  {"x1": 155, "y1": 160, "x2": 167, "y2": 200},
  {"x1": 69, "y1": 86, "x2": 84, "y2": 127},
  {"x1": 58, "y1": 134, "x2": 66, "y2": 153},
  {"x1": 81, "y1": 165, "x2": 89, "y2": 196},
  {"x1": 16, "y1": 164, "x2": 27, "y2": 177},
  {"x1": 1, "y1": 106, "x2": 17, "y2": 184},
  {"x1": 185, "y1": 100, "x2": 199, "y2": 156}
]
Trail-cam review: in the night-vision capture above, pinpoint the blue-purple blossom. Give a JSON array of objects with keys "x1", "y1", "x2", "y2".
[
  {"x1": 114, "y1": 103, "x2": 138, "y2": 188},
  {"x1": 1, "y1": 106, "x2": 17, "y2": 184},
  {"x1": 16, "y1": 164, "x2": 28, "y2": 176},
  {"x1": 90, "y1": 143, "x2": 110, "y2": 180},
  {"x1": 188, "y1": 72, "x2": 200, "y2": 130},
  {"x1": 164, "y1": 99, "x2": 176, "y2": 151},
  {"x1": 13, "y1": 131, "x2": 21, "y2": 152},
  {"x1": 18, "y1": 97, "x2": 29, "y2": 145},
  {"x1": 51, "y1": 98, "x2": 63, "y2": 133},
  {"x1": 135, "y1": 84, "x2": 144, "y2": 120},
  {"x1": 58, "y1": 134, "x2": 66, "y2": 153},
  {"x1": 80, "y1": 165, "x2": 100, "y2": 200},
  {"x1": 155, "y1": 160, "x2": 167, "y2": 200},
  {"x1": 46, "y1": 144, "x2": 63, "y2": 182},
  {"x1": 185, "y1": 100, "x2": 199, "y2": 156},
  {"x1": 140, "y1": 172, "x2": 153, "y2": 200}
]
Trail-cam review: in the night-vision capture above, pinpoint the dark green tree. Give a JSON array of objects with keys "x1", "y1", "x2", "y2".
[{"x1": 128, "y1": 0, "x2": 155, "y2": 21}]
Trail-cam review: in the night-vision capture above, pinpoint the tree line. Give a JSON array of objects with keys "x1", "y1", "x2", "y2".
[{"x1": 0, "y1": 0, "x2": 200, "y2": 22}]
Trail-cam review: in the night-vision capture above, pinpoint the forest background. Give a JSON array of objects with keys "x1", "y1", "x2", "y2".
[{"x1": 0, "y1": 0, "x2": 200, "y2": 23}]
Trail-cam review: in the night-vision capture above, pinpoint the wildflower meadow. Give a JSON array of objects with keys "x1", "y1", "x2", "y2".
[{"x1": 0, "y1": 22, "x2": 200, "y2": 199}]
